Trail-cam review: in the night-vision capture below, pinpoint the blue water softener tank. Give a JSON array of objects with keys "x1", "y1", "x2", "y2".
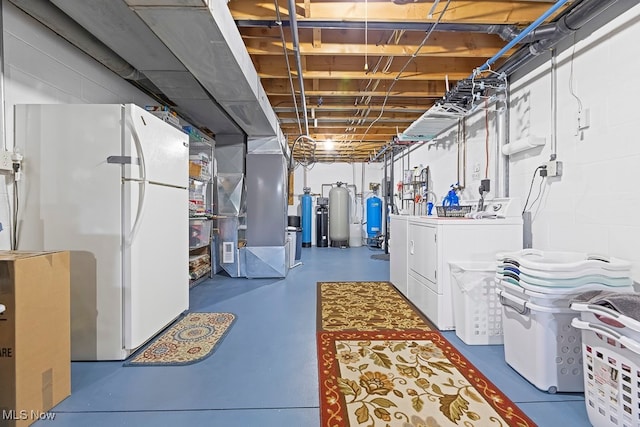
[
  {"x1": 301, "y1": 187, "x2": 313, "y2": 247},
  {"x1": 366, "y1": 195, "x2": 382, "y2": 239}
]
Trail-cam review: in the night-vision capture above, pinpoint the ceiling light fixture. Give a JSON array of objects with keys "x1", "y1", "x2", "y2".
[{"x1": 325, "y1": 139, "x2": 334, "y2": 150}]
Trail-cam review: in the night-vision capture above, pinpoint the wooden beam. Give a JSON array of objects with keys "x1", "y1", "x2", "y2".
[
  {"x1": 253, "y1": 55, "x2": 486, "y2": 80},
  {"x1": 261, "y1": 78, "x2": 448, "y2": 96},
  {"x1": 312, "y1": 28, "x2": 321, "y2": 48},
  {"x1": 240, "y1": 28, "x2": 509, "y2": 58},
  {"x1": 304, "y1": 0, "x2": 310, "y2": 18},
  {"x1": 229, "y1": 1, "x2": 566, "y2": 24}
]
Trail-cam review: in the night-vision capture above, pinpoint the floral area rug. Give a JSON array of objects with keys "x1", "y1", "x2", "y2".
[
  {"x1": 125, "y1": 312, "x2": 235, "y2": 366},
  {"x1": 317, "y1": 282, "x2": 535, "y2": 427},
  {"x1": 318, "y1": 281, "x2": 433, "y2": 331}
]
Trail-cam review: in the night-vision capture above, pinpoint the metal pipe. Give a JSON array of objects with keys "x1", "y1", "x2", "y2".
[
  {"x1": 274, "y1": 1, "x2": 302, "y2": 136},
  {"x1": 475, "y1": 0, "x2": 571, "y2": 75},
  {"x1": 235, "y1": 19, "x2": 518, "y2": 34},
  {"x1": 498, "y1": 0, "x2": 622, "y2": 76},
  {"x1": 495, "y1": 93, "x2": 509, "y2": 198},
  {"x1": 530, "y1": 0, "x2": 620, "y2": 55},
  {"x1": 286, "y1": 0, "x2": 310, "y2": 137}
]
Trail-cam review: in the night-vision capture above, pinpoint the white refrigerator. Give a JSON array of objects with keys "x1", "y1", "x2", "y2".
[{"x1": 15, "y1": 104, "x2": 189, "y2": 361}]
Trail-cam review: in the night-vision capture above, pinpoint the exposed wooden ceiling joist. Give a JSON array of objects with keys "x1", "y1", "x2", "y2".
[{"x1": 227, "y1": 0, "x2": 572, "y2": 163}]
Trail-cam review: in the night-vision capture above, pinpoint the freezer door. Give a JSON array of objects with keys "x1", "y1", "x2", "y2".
[
  {"x1": 123, "y1": 104, "x2": 189, "y2": 187},
  {"x1": 123, "y1": 181, "x2": 189, "y2": 351}
]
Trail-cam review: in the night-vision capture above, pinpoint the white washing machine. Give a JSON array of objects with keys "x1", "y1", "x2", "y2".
[{"x1": 393, "y1": 198, "x2": 523, "y2": 330}]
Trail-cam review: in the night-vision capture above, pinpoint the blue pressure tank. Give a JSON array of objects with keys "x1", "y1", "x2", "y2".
[
  {"x1": 366, "y1": 196, "x2": 382, "y2": 238},
  {"x1": 301, "y1": 188, "x2": 313, "y2": 247}
]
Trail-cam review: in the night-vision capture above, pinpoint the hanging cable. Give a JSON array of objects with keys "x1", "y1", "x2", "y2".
[
  {"x1": 522, "y1": 166, "x2": 544, "y2": 214},
  {"x1": 359, "y1": 0, "x2": 453, "y2": 144},
  {"x1": 528, "y1": 176, "x2": 546, "y2": 214},
  {"x1": 568, "y1": 33, "x2": 584, "y2": 134},
  {"x1": 12, "y1": 180, "x2": 19, "y2": 250},
  {"x1": 484, "y1": 98, "x2": 490, "y2": 179}
]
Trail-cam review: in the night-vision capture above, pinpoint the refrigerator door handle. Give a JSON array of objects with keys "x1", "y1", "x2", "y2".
[{"x1": 125, "y1": 111, "x2": 148, "y2": 244}]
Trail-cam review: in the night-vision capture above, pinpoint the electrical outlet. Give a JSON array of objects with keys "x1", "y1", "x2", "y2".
[
  {"x1": 0, "y1": 151, "x2": 12, "y2": 172},
  {"x1": 544, "y1": 160, "x2": 563, "y2": 177}
]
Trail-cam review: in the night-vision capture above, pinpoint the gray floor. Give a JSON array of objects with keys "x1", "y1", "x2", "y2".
[{"x1": 34, "y1": 246, "x2": 590, "y2": 426}]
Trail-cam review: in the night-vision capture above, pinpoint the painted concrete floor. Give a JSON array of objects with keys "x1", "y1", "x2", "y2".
[{"x1": 35, "y1": 246, "x2": 591, "y2": 426}]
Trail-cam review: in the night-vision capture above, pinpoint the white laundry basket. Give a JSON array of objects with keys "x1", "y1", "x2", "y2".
[
  {"x1": 449, "y1": 261, "x2": 503, "y2": 345},
  {"x1": 571, "y1": 302, "x2": 640, "y2": 427},
  {"x1": 498, "y1": 287, "x2": 584, "y2": 393}
]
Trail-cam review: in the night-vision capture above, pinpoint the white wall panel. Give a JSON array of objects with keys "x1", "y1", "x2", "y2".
[
  {"x1": 391, "y1": 2, "x2": 640, "y2": 281},
  {"x1": 0, "y1": 2, "x2": 157, "y2": 249}
]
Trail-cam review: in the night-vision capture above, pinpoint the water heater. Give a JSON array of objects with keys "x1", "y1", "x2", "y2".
[{"x1": 329, "y1": 183, "x2": 349, "y2": 247}]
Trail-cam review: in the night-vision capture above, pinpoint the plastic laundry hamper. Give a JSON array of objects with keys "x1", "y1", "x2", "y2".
[
  {"x1": 571, "y1": 302, "x2": 640, "y2": 427},
  {"x1": 498, "y1": 286, "x2": 584, "y2": 393},
  {"x1": 449, "y1": 261, "x2": 503, "y2": 345}
]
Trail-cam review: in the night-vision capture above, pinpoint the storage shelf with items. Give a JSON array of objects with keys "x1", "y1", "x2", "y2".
[
  {"x1": 186, "y1": 126, "x2": 215, "y2": 288},
  {"x1": 400, "y1": 166, "x2": 430, "y2": 215}
]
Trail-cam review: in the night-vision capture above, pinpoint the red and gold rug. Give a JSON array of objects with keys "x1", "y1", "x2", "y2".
[
  {"x1": 317, "y1": 282, "x2": 535, "y2": 427},
  {"x1": 125, "y1": 312, "x2": 235, "y2": 366}
]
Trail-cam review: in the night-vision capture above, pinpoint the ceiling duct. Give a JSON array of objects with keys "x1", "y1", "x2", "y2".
[
  {"x1": 124, "y1": 0, "x2": 279, "y2": 137},
  {"x1": 12, "y1": 0, "x2": 242, "y2": 135},
  {"x1": 19, "y1": 0, "x2": 281, "y2": 137},
  {"x1": 8, "y1": 0, "x2": 142, "y2": 80}
]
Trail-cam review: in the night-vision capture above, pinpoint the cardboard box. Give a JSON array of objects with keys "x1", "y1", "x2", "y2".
[{"x1": 0, "y1": 251, "x2": 70, "y2": 427}]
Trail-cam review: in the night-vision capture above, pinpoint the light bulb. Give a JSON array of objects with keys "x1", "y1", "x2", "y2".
[{"x1": 364, "y1": 62, "x2": 369, "y2": 72}]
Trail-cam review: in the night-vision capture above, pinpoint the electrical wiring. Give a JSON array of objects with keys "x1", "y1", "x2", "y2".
[
  {"x1": 528, "y1": 175, "x2": 546, "y2": 213},
  {"x1": 359, "y1": 0, "x2": 453, "y2": 144},
  {"x1": 522, "y1": 166, "x2": 544, "y2": 213},
  {"x1": 568, "y1": 33, "x2": 584, "y2": 116},
  {"x1": 484, "y1": 98, "x2": 489, "y2": 179},
  {"x1": 12, "y1": 179, "x2": 19, "y2": 250}
]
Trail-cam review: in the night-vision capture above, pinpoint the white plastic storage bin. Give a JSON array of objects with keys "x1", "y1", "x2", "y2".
[
  {"x1": 498, "y1": 287, "x2": 584, "y2": 393},
  {"x1": 571, "y1": 303, "x2": 640, "y2": 427},
  {"x1": 449, "y1": 262, "x2": 503, "y2": 345}
]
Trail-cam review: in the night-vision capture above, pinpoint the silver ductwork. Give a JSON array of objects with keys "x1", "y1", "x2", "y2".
[
  {"x1": 244, "y1": 138, "x2": 289, "y2": 278},
  {"x1": 19, "y1": 0, "x2": 278, "y2": 137},
  {"x1": 125, "y1": 0, "x2": 279, "y2": 137},
  {"x1": 9, "y1": 0, "x2": 142, "y2": 80}
]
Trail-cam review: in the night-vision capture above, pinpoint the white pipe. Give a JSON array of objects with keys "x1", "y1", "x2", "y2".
[
  {"x1": 501, "y1": 135, "x2": 546, "y2": 156},
  {"x1": 550, "y1": 49, "x2": 558, "y2": 158}
]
